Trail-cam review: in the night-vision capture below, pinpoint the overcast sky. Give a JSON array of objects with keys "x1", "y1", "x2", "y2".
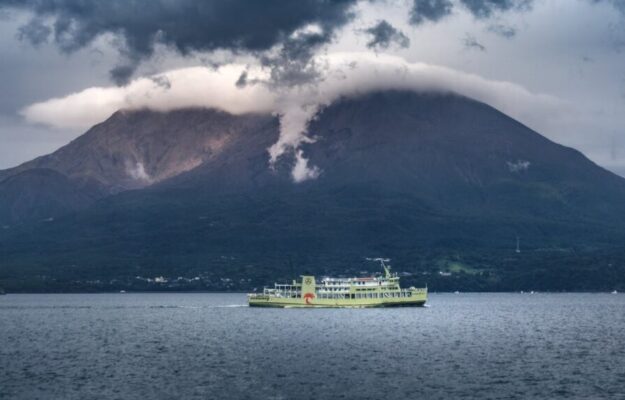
[{"x1": 1, "y1": 0, "x2": 625, "y2": 177}]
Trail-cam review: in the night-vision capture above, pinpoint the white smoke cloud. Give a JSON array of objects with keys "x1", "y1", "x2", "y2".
[
  {"x1": 292, "y1": 149, "x2": 321, "y2": 182},
  {"x1": 507, "y1": 160, "x2": 531, "y2": 172},
  {"x1": 21, "y1": 52, "x2": 568, "y2": 182},
  {"x1": 22, "y1": 65, "x2": 276, "y2": 130},
  {"x1": 126, "y1": 161, "x2": 153, "y2": 183}
]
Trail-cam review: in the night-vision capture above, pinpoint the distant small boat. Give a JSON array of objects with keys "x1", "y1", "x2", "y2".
[
  {"x1": 612, "y1": 290, "x2": 618, "y2": 295},
  {"x1": 119, "y1": 290, "x2": 126, "y2": 294},
  {"x1": 454, "y1": 291, "x2": 460, "y2": 294}
]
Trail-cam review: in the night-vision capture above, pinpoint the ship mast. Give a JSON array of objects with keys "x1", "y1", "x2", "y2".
[{"x1": 367, "y1": 257, "x2": 392, "y2": 278}]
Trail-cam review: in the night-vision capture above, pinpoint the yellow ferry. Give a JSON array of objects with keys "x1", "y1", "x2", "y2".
[{"x1": 248, "y1": 259, "x2": 427, "y2": 308}]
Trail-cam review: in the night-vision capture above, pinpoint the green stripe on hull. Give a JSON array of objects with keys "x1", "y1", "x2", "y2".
[
  {"x1": 248, "y1": 294, "x2": 427, "y2": 308},
  {"x1": 249, "y1": 301, "x2": 426, "y2": 308}
]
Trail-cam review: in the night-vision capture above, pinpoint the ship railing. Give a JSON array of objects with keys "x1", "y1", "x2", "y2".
[
  {"x1": 261, "y1": 288, "x2": 302, "y2": 298},
  {"x1": 274, "y1": 284, "x2": 299, "y2": 290}
]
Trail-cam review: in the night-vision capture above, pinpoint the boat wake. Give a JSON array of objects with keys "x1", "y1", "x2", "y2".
[{"x1": 211, "y1": 304, "x2": 248, "y2": 308}]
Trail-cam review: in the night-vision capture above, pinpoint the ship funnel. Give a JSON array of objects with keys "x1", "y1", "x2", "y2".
[{"x1": 301, "y1": 276, "x2": 316, "y2": 305}]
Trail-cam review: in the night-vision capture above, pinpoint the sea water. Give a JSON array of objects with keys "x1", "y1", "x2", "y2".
[{"x1": 1, "y1": 293, "x2": 624, "y2": 399}]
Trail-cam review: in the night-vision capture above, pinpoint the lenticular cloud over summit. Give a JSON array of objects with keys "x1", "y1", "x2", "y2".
[{"x1": 22, "y1": 52, "x2": 566, "y2": 182}]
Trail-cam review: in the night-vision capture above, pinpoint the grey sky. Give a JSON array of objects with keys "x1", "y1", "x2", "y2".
[{"x1": 1, "y1": 0, "x2": 624, "y2": 177}]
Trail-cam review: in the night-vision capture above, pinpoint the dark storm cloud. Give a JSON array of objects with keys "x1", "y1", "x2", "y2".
[
  {"x1": 409, "y1": 0, "x2": 454, "y2": 25},
  {"x1": 463, "y1": 33, "x2": 486, "y2": 51},
  {"x1": 260, "y1": 29, "x2": 331, "y2": 87},
  {"x1": 460, "y1": 0, "x2": 533, "y2": 19},
  {"x1": 488, "y1": 23, "x2": 517, "y2": 38},
  {"x1": 410, "y1": 0, "x2": 533, "y2": 25},
  {"x1": 16, "y1": 17, "x2": 51, "y2": 46},
  {"x1": 235, "y1": 71, "x2": 248, "y2": 88},
  {"x1": 0, "y1": 0, "x2": 357, "y2": 85},
  {"x1": 364, "y1": 20, "x2": 410, "y2": 50},
  {"x1": 150, "y1": 76, "x2": 171, "y2": 90},
  {"x1": 110, "y1": 63, "x2": 139, "y2": 86}
]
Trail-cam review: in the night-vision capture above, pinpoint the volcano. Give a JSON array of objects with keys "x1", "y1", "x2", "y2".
[{"x1": 1, "y1": 91, "x2": 625, "y2": 292}]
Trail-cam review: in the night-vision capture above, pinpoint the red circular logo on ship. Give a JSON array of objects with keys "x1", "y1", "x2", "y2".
[{"x1": 304, "y1": 292, "x2": 315, "y2": 305}]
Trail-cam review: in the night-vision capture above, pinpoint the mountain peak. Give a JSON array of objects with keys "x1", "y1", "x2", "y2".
[{"x1": 2, "y1": 89, "x2": 625, "y2": 226}]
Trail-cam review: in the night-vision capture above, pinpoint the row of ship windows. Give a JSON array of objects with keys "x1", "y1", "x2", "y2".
[
  {"x1": 317, "y1": 292, "x2": 412, "y2": 299},
  {"x1": 324, "y1": 281, "x2": 388, "y2": 286},
  {"x1": 317, "y1": 286, "x2": 398, "y2": 292},
  {"x1": 355, "y1": 287, "x2": 398, "y2": 291}
]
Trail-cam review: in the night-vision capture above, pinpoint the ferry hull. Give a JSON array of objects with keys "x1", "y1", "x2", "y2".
[
  {"x1": 248, "y1": 301, "x2": 426, "y2": 308},
  {"x1": 248, "y1": 293, "x2": 427, "y2": 308}
]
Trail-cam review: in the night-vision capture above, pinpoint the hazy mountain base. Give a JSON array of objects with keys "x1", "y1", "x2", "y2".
[
  {"x1": 1, "y1": 248, "x2": 624, "y2": 293},
  {"x1": 1, "y1": 187, "x2": 624, "y2": 292}
]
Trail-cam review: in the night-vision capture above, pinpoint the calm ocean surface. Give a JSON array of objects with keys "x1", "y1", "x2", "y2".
[{"x1": 1, "y1": 293, "x2": 624, "y2": 400}]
